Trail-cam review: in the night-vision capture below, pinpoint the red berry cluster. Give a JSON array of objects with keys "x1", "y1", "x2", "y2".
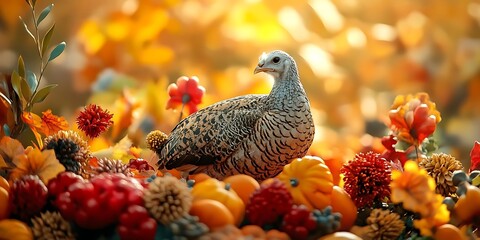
[
  {"x1": 281, "y1": 205, "x2": 318, "y2": 240},
  {"x1": 128, "y1": 158, "x2": 154, "y2": 171},
  {"x1": 49, "y1": 172, "x2": 145, "y2": 229},
  {"x1": 246, "y1": 179, "x2": 293, "y2": 226},
  {"x1": 118, "y1": 205, "x2": 157, "y2": 240},
  {"x1": 9, "y1": 175, "x2": 48, "y2": 222}
]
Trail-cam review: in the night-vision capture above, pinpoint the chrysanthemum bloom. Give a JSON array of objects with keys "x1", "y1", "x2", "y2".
[
  {"x1": 419, "y1": 153, "x2": 463, "y2": 197},
  {"x1": 44, "y1": 130, "x2": 91, "y2": 175},
  {"x1": 388, "y1": 92, "x2": 441, "y2": 145},
  {"x1": 10, "y1": 147, "x2": 65, "y2": 185},
  {"x1": 166, "y1": 76, "x2": 205, "y2": 115},
  {"x1": 390, "y1": 161, "x2": 437, "y2": 217},
  {"x1": 76, "y1": 104, "x2": 113, "y2": 138},
  {"x1": 341, "y1": 151, "x2": 392, "y2": 208}
]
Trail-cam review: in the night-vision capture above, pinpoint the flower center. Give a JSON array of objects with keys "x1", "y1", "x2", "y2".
[{"x1": 182, "y1": 94, "x2": 191, "y2": 104}]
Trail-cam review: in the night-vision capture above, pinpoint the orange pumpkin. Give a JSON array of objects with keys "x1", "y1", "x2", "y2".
[
  {"x1": 0, "y1": 219, "x2": 33, "y2": 240},
  {"x1": 241, "y1": 225, "x2": 266, "y2": 238},
  {"x1": 454, "y1": 183, "x2": 480, "y2": 225},
  {"x1": 0, "y1": 176, "x2": 9, "y2": 192},
  {"x1": 266, "y1": 229, "x2": 290, "y2": 240},
  {"x1": 277, "y1": 156, "x2": 334, "y2": 210},
  {"x1": 224, "y1": 174, "x2": 260, "y2": 205},
  {"x1": 191, "y1": 178, "x2": 245, "y2": 225},
  {"x1": 0, "y1": 188, "x2": 8, "y2": 220},
  {"x1": 331, "y1": 186, "x2": 357, "y2": 230},
  {"x1": 189, "y1": 173, "x2": 211, "y2": 184},
  {"x1": 434, "y1": 224, "x2": 465, "y2": 240},
  {"x1": 189, "y1": 199, "x2": 234, "y2": 230}
]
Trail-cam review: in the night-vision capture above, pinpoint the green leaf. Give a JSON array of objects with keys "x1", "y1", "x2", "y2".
[
  {"x1": 11, "y1": 71, "x2": 22, "y2": 99},
  {"x1": 37, "y1": 4, "x2": 54, "y2": 26},
  {"x1": 19, "y1": 17, "x2": 35, "y2": 41},
  {"x1": 394, "y1": 139, "x2": 412, "y2": 152},
  {"x1": 41, "y1": 24, "x2": 55, "y2": 56},
  {"x1": 48, "y1": 42, "x2": 66, "y2": 61},
  {"x1": 17, "y1": 56, "x2": 26, "y2": 79},
  {"x1": 31, "y1": 84, "x2": 57, "y2": 103},
  {"x1": 26, "y1": 70, "x2": 38, "y2": 93},
  {"x1": 3, "y1": 124, "x2": 10, "y2": 137},
  {"x1": 20, "y1": 77, "x2": 32, "y2": 101}
]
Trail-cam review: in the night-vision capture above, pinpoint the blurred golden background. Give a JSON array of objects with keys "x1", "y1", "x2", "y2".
[{"x1": 1, "y1": 0, "x2": 479, "y2": 166}]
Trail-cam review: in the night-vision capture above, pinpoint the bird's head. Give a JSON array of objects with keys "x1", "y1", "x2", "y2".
[{"x1": 254, "y1": 50, "x2": 296, "y2": 80}]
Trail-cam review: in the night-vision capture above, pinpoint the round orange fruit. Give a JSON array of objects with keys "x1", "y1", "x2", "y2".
[
  {"x1": 224, "y1": 174, "x2": 260, "y2": 205},
  {"x1": 0, "y1": 187, "x2": 9, "y2": 220},
  {"x1": 189, "y1": 199, "x2": 234, "y2": 230}
]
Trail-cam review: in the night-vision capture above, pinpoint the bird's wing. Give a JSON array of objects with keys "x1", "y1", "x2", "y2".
[{"x1": 159, "y1": 94, "x2": 267, "y2": 170}]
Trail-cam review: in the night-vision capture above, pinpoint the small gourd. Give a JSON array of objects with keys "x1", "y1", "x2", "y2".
[
  {"x1": 277, "y1": 156, "x2": 334, "y2": 210},
  {"x1": 191, "y1": 178, "x2": 245, "y2": 225}
]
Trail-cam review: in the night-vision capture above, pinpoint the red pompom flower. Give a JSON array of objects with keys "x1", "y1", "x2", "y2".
[
  {"x1": 166, "y1": 76, "x2": 205, "y2": 116},
  {"x1": 341, "y1": 151, "x2": 392, "y2": 208},
  {"x1": 76, "y1": 104, "x2": 113, "y2": 138}
]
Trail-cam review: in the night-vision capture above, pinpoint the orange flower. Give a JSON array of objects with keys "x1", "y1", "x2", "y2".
[
  {"x1": 390, "y1": 160, "x2": 436, "y2": 216},
  {"x1": 413, "y1": 194, "x2": 450, "y2": 236},
  {"x1": 166, "y1": 76, "x2": 205, "y2": 115},
  {"x1": 10, "y1": 147, "x2": 65, "y2": 184},
  {"x1": 40, "y1": 110, "x2": 69, "y2": 136},
  {"x1": 21, "y1": 111, "x2": 43, "y2": 148},
  {"x1": 388, "y1": 93, "x2": 441, "y2": 145}
]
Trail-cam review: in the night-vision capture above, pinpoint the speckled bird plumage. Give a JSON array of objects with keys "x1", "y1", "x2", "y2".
[{"x1": 156, "y1": 50, "x2": 314, "y2": 181}]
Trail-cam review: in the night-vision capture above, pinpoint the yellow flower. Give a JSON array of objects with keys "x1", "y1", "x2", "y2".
[
  {"x1": 390, "y1": 161, "x2": 436, "y2": 216},
  {"x1": 10, "y1": 147, "x2": 65, "y2": 184},
  {"x1": 413, "y1": 194, "x2": 450, "y2": 236}
]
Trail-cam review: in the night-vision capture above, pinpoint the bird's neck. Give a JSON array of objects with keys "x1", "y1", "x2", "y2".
[{"x1": 266, "y1": 67, "x2": 306, "y2": 109}]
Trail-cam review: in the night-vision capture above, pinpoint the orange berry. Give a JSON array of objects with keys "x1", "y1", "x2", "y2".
[{"x1": 331, "y1": 186, "x2": 357, "y2": 231}]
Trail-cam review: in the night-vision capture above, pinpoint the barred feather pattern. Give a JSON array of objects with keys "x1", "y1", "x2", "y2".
[{"x1": 158, "y1": 51, "x2": 314, "y2": 181}]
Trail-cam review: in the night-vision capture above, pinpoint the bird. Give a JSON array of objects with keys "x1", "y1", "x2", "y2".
[{"x1": 155, "y1": 50, "x2": 315, "y2": 181}]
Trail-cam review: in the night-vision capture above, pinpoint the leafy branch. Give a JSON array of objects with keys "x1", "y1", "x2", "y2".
[{"x1": 3, "y1": 0, "x2": 66, "y2": 138}]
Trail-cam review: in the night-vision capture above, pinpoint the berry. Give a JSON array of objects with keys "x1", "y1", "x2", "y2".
[
  {"x1": 128, "y1": 158, "x2": 154, "y2": 171},
  {"x1": 246, "y1": 179, "x2": 293, "y2": 226},
  {"x1": 9, "y1": 175, "x2": 48, "y2": 222},
  {"x1": 47, "y1": 172, "x2": 84, "y2": 202},
  {"x1": 118, "y1": 205, "x2": 157, "y2": 240},
  {"x1": 55, "y1": 173, "x2": 145, "y2": 229},
  {"x1": 282, "y1": 205, "x2": 317, "y2": 240},
  {"x1": 312, "y1": 206, "x2": 342, "y2": 236}
]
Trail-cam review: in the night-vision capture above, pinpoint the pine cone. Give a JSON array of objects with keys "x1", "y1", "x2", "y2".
[
  {"x1": 364, "y1": 209, "x2": 404, "y2": 240},
  {"x1": 92, "y1": 158, "x2": 133, "y2": 177},
  {"x1": 168, "y1": 214, "x2": 209, "y2": 239},
  {"x1": 144, "y1": 175, "x2": 192, "y2": 224},
  {"x1": 31, "y1": 211, "x2": 75, "y2": 240},
  {"x1": 419, "y1": 153, "x2": 463, "y2": 197},
  {"x1": 44, "y1": 130, "x2": 91, "y2": 174}
]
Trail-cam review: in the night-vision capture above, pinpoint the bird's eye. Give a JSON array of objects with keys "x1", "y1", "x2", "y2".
[{"x1": 272, "y1": 56, "x2": 280, "y2": 63}]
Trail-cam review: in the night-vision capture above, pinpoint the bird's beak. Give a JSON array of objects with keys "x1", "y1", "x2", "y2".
[{"x1": 254, "y1": 66, "x2": 274, "y2": 74}]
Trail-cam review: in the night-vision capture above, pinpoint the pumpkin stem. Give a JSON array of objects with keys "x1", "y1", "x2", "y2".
[
  {"x1": 225, "y1": 183, "x2": 231, "y2": 191},
  {"x1": 290, "y1": 178, "x2": 299, "y2": 187}
]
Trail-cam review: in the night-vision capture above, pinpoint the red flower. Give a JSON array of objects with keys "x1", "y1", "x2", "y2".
[
  {"x1": 388, "y1": 93, "x2": 440, "y2": 145},
  {"x1": 166, "y1": 76, "x2": 205, "y2": 115},
  {"x1": 469, "y1": 141, "x2": 480, "y2": 172},
  {"x1": 380, "y1": 135, "x2": 408, "y2": 166},
  {"x1": 76, "y1": 104, "x2": 113, "y2": 138},
  {"x1": 341, "y1": 151, "x2": 392, "y2": 208}
]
